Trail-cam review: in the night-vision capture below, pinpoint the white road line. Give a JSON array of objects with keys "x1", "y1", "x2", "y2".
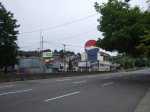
[
  {"x1": 44, "y1": 91, "x2": 80, "y2": 102},
  {"x1": 102, "y1": 82, "x2": 114, "y2": 86},
  {"x1": 88, "y1": 76, "x2": 96, "y2": 78},
  {"x1": 0, "y1": 89, "x2": 33, "y2": 96},
  {"x1": 73, "y1": 80, "x2": 87, "y2": 84},
  {"x1": 57, "y1": 79, "x2": 71, "y2": 82},
  {"x1": 0, "y1": 85, "x2": 14, "y2": 89}
]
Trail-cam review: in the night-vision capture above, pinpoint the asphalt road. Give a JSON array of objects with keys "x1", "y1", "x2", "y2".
[{"x1": 0, "y1": 68, "x2": 150, "y2": 112}]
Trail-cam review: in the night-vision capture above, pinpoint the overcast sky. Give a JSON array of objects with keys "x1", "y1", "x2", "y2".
[{"x1": 0, "y1": 0, "x2": 148, "y2": 55}]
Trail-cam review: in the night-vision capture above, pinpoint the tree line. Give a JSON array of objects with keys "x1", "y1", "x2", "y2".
[{"x1": 94, "y1": 0, "x2": 150, "y2": 58}]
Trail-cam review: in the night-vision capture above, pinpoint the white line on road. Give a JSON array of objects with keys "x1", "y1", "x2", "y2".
[
  {"x1": 57, "y1": 79, "x2": 72, "y2": 82},
  {"x1": 0, "y1": 85, "x2": 14, "y2": 89},
  {"x1": 87, "y1": 76, "x2": 96, "y2": 78},
  {"x1": 44, "y1": 91, "x2": 80, "y2": 102},
  {"x1": 0, "y1": 89, "x2": 33, "y2": 96},
  {"x1": 102, "y1": 82, "x2": 114, "y2": 86},
  {"x1": 73, "y1": 80, "x2": 87, "y2": 84}
]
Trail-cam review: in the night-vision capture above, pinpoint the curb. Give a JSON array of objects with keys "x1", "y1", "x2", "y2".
[{"x1": 134, "y1": 88, "x2": 150, "y2": 112}]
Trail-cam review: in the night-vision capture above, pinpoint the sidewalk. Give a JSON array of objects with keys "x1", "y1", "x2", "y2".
[{"x1": 134, "y1": 88, "x2": 150, "y2": 112}]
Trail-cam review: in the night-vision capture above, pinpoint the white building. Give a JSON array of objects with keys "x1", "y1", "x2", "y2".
[
  {"x1": 97, "y1": 52, "x2": 111, "y2": 71},
  {"x1": 79, "y1": 51, "x2": 111, "y2": 71}
]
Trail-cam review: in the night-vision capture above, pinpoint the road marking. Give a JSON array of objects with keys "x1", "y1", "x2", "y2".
[
  {"x1": 0, "y1": 85, "x2": 14, "y2": 89},
  {"x1": 102, "y1": 82, "x2": 114, "y2": 86},
  {"x1": 87, "y1": 76, "x2": 96, "y2": 78},
  {"x1": 0, "y1": 89, "x2": 33, "y2": 96},
  {"x1": 73, "y1": 80, "x2": 87, "y2": 84},
  {"x1": 44, "y1": 91, "x2": 80, "y2": 102},
  {"x1": 57, "y1": 79, "x2": 71, "y2": 82}
]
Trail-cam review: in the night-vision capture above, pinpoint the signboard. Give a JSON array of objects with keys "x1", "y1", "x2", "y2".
[
  {"x1": 44, "y1": 59, "x2": 51, "y2": 63},
  {"x1": 78, "y1": 61, "x2": 91, "y2": 67},
  {"x1": 91, "y1": 61, "x2": 99, "y2": 67},
  {"x1": 43, "y1": 52, "x2": 53, "y2": 58}
]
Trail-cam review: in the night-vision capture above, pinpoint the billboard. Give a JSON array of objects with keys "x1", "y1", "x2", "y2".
[
  {"x1": 85, "y1": 40, "x2": 96, "y2": 47},
  {"x1": 43, "y1": 52, "x2": 53, "y2": 58},
  {"x1": 84, "y1": 40, "x2": 99, "y2": 61},
  {"x1": 78, "y1": 61, "x2": 91, "y2": 67},
  {"x1": 86, "y1": 48, "x2": 99, "y2": 61},
  {"x1": 18, "y1": 58, "x2": 42, "y2": 68}
]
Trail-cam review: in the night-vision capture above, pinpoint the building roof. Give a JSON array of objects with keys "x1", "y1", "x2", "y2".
[
  {"x1": 99, "y1": 51, "x2": 110, "y2": 57},
  {"x1": 17, "y1": 50, "x2": 41, "y2": 57}
]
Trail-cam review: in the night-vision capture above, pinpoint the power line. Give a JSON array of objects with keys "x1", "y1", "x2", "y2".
[
  {"x1": 45, "y1": 41, "x2": 84, "y2": 48},
  {"x1": 66, "y1": 45, "x2": 84, "y2": 48},
  {"x1": 18, "y1": 28, "x2": 97, "y2": 49},
  {"x1": 65, "y1": 48, "x2": 84, "y2": 52},
  {"x1": 18, "y1": 39, "x2": 85, "y2": 52},
  {"x1": 44, "y1": 41, "x2": 63, "y2": 48},
  {"x1": 19, "y1": 43, "x2": 40, "y2": 48},
  {"x1": 44, "y1": 41, "x2": 84, "y2": 52},
  {"x1": 52, "y1": 28, "x2": 97, "y2": 41},
  {"x1": 19, "y1": 13, "x2": 98, "y2": 34}
]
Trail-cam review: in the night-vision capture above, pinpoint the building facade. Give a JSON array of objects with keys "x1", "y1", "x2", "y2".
[{"x1": 79, "y1": 51, "x2": 111, "y2": 71}]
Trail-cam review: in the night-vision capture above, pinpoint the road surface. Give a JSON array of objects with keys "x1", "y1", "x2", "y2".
[{"x1": 0, "y1": 68, "x2": 150, "y2": 112}]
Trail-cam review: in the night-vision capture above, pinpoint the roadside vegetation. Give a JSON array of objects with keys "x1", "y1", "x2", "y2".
[
  {"x1": 0, "y1": 2, "x2": 20, "y2": 75},
  {"x1": 94, "y1": 0, "x2": 150, "y2": 58}
]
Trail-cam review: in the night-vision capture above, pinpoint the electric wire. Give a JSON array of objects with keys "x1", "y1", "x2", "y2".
[
  {"x1": 19, "y1": 13, "x2": 98, "y2": 34},
  {"x1": 19, "y1": 42, "x2": 40, "y2": 48},
  {"x1": 52, "y1": 28, "x2": 97, "y2": 41},
  {"x1": 45, "y1": 41, "x2": 84, "y2": 48},
  {"x1": 44, "y1": 41, "x2": 84, "y2": 52}
]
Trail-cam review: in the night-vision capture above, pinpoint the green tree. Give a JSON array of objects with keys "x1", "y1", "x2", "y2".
[
  {"x1": 43, "y1": 49, "x2": 51, "y2": 52},
  {"x1": 0, "y1": 2, "x2": 20, "y2": 74},
  {"x1": 108, "y1": 54, "x2": 150, "y2": 69},
  {"x1": 136, "y1": 30, "x2": 150, "y2": 57},
  {"x1": 59, "y1": 49, "x2": 64, "y2": 58},
  {"x1": 76, "y1": 53, "x2": 81, "y2": 60},
  {"x1": 94, "y1": 0, "x2": 150, "y2": 57},
  {"x1": 53, "y1": 49, "x2": 58, "y2": 54},
  {"x1": 58, "y1": 50, "x2": 76, "y2": 59},
  {"x1": 124, "y1": 0, "x2": 130, "y2": 2},
  {"x1": 147, "y1": 0, "x2": 150, "y2": 11},
  {"x1": 68, "y1": 59, "x2": 73, "y2": 71}
]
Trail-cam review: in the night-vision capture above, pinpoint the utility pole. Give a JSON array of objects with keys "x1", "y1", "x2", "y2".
[
  {"x1": 42, "y1": 36, "x2": 43, "y2": 55},
  {"x1": 40, "y1": 27, "x2": 43, "y2": 73},
  {"x1": 41, "y1": 36, "x2": 45, "y2": 76},
  {"x1": 41, "y1": 36, "x2": 44, "y2": 73},
  {"x1": 63, "y1": 44, "x2": 66, "y2": 71},
  {"x1": 40, "y1": 27, "x2": 42, "y2": 52}
]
